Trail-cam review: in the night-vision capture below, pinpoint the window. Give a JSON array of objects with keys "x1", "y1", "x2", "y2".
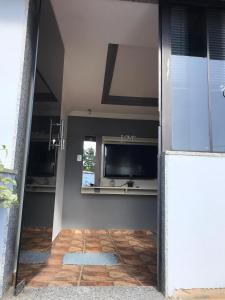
[
  {"x1": 208, "y1": 10, "x2": 225, "y2": 152},
  {"x1": 170, "y1": 6, "x2": 225, "y2": 152},
  {"x1": 171, "y1": 6, "x2": 210, "y2": 151},
  {"x1": 82, "y1": 137, "x2": 96, "y2": 187}
]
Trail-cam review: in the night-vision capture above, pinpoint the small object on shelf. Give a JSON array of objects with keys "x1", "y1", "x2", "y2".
[
  {"x1": 109, "y1": 179, "x2": 115, "y2": 187},
  {"x1": 127, "y1": 180, "x2": 134, "y2": 188}
]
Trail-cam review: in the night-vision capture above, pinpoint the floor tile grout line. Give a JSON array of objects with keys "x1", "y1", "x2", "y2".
[
  {"x1": 77, "y1": 265, "x2": 84, "y2": 286},
  {"x1": 107, "y1": 230, "x2": 146, "y2": 287},
  {"x1": 107, "y1": 230, "x2": 125, "y2": 265},
  {"x1": 82, "y1": 229, "x2": 86, "y2": 254}
]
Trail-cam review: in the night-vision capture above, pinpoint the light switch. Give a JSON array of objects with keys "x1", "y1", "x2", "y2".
[{"x1": 77, "y1": 154, "x2": 82, "y2": 162}]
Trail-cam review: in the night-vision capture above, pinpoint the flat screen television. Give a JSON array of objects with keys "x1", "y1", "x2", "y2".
[{"x1": 104, "y1": 144, "x2": 157, "y2": 179}]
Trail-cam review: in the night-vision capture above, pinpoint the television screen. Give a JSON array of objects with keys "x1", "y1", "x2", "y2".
[{"x1": 104, "y1": 144, "x2": 157, "y2": 179}]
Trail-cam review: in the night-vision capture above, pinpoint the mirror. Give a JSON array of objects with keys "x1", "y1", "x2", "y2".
[{"x1": 82, "y1": 137, "x2": 96, "y2": 187}]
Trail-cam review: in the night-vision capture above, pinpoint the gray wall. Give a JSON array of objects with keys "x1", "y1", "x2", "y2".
[{"x1": 62, "y1": 116, "x2": 158, "y2": 231}]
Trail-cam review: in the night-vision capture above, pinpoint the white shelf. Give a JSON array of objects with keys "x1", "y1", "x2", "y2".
[
  {"x1": 81, "y1": 186, "x2": 157, "y2": 196},
  {"x1": 25, "y1": 184, "x2": 56, "y2": 193}
]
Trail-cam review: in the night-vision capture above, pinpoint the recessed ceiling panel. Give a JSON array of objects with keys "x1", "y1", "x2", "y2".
[
  {"x1": 110, "y1": 45, "x2": 158, "y2": 98},
  {"x1": 51, "y1": 0, "x2": 159, "y2": 114}
]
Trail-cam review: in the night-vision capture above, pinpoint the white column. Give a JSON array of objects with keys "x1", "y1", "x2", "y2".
[
  {"x1": 0, "y1": 0, "x2": 29, "y2": 169},
  {"x1": 52, "y1": 111, "x2": 68, "y2": 240},
  {"x1": 163, "y1": 151, "x2": 225, "y2": 296}
]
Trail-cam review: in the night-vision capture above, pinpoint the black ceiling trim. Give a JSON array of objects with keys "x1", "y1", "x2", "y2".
[
  {"x1": 166, "y1": 0, "x2": 225, "y2": 8},
  {"x1": 35, "y1": 69, "x2": 58, "y2": 102},
  {"x1": 102, "y1": 43, "x2": 158, "y2": 107},
  {"x1": 120, "y1": 0, "x2": 158, "y2": 3},
  {"x1": 102, "y1": 43, "x2": 118, "y2": 101}
]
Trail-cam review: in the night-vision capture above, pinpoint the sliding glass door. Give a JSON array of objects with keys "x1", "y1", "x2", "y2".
[
  {"x1": 208, "y1": 10, "x2": 225, "y2": 152},
  {"x1": 170, "y1": 6, "x2": 210, "y2": 151},
  {"x1": 161, "y1": 1, "x2": 225, "y2": 153}
]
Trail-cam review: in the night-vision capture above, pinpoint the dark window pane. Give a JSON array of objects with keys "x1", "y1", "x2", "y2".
[
  {"x1": 208, "y1": 10, "x2": 225, "y2": 60},
  {"x1": 171, "y1": 7, "x2": 207, "y2": 57}
]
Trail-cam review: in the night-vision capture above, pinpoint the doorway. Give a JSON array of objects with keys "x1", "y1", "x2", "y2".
[
  {"x1": 15, "y1": 0, "x2": 160, "y2": 292},
  {"x1": 14, "y1": 0, "x2": 64, "y2": 292}
]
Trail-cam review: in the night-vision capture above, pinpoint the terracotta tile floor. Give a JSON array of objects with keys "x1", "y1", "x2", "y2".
[{"x1": 17, "y1": 227, "x2": 157, "y2": 287}]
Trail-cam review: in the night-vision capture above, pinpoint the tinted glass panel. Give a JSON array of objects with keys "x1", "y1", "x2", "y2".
[
  {"x1": 208, "y1": 10, "x2": 225, "y2": 152},
  {"x1": 171, "y1": 7, "x2": 207, "y2": 57},
  {"x1": 171, "y1": 7, "x2": 210, "y2": 151},
  {"x1": 27, "y1": 142, "x2": 56, "y2": 176}
]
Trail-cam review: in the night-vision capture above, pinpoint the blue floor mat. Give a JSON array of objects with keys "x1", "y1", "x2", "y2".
[
  {"x1": 62, "y1": 252, "x2": 119, "y2": 265},
  {"x1": 19, "y1": 251, "x2": 49, "y2": 264}
]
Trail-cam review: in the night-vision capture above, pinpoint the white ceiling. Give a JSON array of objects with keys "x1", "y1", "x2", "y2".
[{"x1": 51, "y1": 0, "x2": 159, "y2": 117}]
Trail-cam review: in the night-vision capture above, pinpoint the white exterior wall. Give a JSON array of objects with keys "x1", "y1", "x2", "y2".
[
  {"x1": 52, "y1": 114, "x2": 67, "y2": 240},
  {"x1": 0, "y1": 0, "x2": 29, "y2": 168},
  {"x1": 164, "y1": 151, "x2": 225, "y2": 296}
]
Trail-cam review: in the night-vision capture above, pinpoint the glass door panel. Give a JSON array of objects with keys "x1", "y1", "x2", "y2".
[
  {"x1": 208, "y1": 10, "x2": 225, "y2": 152},
  {"x1": 170, "y1": 7, "x2": 210, "y2": 151}
]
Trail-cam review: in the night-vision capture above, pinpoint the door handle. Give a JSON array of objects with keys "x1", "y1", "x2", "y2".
[
  {"x1": 220, "y1": 85, "x2": 225, "y2": 97},
  {"x1": 48, "y1": 119, "x2": 64, "y2": 151}
]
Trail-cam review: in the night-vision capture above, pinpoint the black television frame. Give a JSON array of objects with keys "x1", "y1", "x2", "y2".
[{"x1": 102, "y1": 142, "x2": 158, "y2": 180}]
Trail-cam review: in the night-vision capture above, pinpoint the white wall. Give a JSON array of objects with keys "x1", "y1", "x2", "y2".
[
  {"x1": 164, "y1": 151, "x2": 225, "y2": 296},
  {"x1": 0, "y1": 0, "x2": 29, "y2": 168},
  {"x1": 52, "y1": 114, "x2": 67, "y2": 240}
]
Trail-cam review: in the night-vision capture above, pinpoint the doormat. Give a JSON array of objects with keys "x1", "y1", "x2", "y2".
[
  {"x1": 62, "y1": 252, "x2": 119, "y2": 265},
  {"x1": 19, "y1": 251, "x2": 49, "y2": 264}
]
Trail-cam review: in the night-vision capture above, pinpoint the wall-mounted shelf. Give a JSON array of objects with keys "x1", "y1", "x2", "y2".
[
  {"x1": 26, "y1": 184, "x2": 56, "y2": 193},
  {"x1": 81, "y1": 186, "x2": 157, "y2": 196}
]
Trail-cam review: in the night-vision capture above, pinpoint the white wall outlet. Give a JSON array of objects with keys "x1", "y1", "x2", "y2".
[{"x1": 77, "y1": 154, "x2": 82, "y2": 162}]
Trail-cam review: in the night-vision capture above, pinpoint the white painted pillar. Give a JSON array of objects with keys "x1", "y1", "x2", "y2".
[
  {"x1": 162, "y1": 151, "x2": 225, "y2": 296},
  {"x1": 52, "y1": 112, "x2": 68, "y2": 240},
  {"x1": 0, "y1": 0, "x2": 29, "y2": 169}
]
